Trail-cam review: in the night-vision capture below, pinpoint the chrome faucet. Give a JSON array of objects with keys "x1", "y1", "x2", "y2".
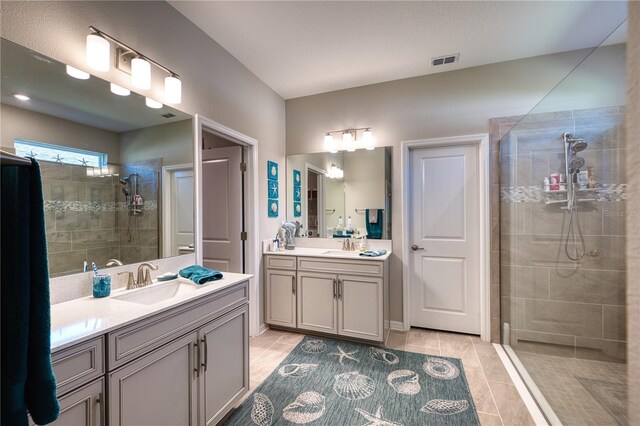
[
  {"x1": 105, "y1": 258, "x2": 123, "y2": 267},
  {"x1": 136, "y1": 262, "x2": 158, "y2": 287},
  {"x1": 342, "y1": 238, "x2": 354, "y2": 251}
]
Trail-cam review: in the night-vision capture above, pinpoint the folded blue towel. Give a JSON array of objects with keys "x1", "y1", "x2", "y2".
[
  {"x1": 359, "y1": 250, "x2": 387, "y2": 257},
  {"x1": 179, "y1": 265, "x2": 223, "y2": 284}
]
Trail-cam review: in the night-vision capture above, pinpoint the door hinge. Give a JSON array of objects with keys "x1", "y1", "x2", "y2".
[
  {"x1": 240, "y1": 162, "x2": 247, "y2": 172},
  {"x1": 241, "y1": 231, "x2": 248, "y2": 241}
]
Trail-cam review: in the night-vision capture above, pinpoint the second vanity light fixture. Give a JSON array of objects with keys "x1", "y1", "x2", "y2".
[
  {"x1": 323, "y1": 128, "x2": 374, "y2": 153},
  {"x1": 85, "y1": 26, "x2": 182, "y2": 105}
]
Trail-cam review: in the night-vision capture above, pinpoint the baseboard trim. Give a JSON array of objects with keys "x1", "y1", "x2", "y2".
[
  {"x1": 493, "y1": 343, "x2": 552, "y2": 426},
  {"x1": 390, "y1": 321, "x2": 405, "y2": 331},
  {"x1": 258, "y1": 323, "x2": 268, "y2": 336}
]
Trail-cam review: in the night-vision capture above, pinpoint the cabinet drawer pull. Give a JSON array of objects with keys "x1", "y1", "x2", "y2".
[
  {"x1": 333, "y1": 278, "x2": 337, "y2": 299},
  {"x1": 193, "y1": 340, "x2": 200, "y2": 376},
  {"x1": 338, "y1": 279, "x2": 342, "y2": 300},
  {"x1": 292, "y1": 275, "x2": 296, "y2": 295},
  {"x1": 96, "y1": 392, "x2": 104, "y2": 426},
  {"x1": 201, "y1": 335, "x2": 208, "y2": 372}
]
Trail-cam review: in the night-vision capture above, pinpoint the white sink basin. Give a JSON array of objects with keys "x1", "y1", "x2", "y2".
[{"x1": 112, "y1": 279, "x2": 198, "y2": 305}]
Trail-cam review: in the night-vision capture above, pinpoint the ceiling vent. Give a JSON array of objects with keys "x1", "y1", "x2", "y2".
[
  {"x1": 432, "y1": 54, "x2": 460, "y2": 67},
  {"x1": 161, "y1": 113, "x2": 176, "y2": 119}
]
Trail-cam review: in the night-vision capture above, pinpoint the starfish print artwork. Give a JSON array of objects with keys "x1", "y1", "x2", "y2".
[
  {"x1": 355, "y1": 405, "x2": 403, "y2": 426},
  {"x1": 329, "y1": 346, "x2": 359, "y2": 365},
  {"x1": 54, "y1": 154, "x2": 64, "y2": 163},
  {"x1": 80, "y1": 158, "x2": 89, "y2": 166}
]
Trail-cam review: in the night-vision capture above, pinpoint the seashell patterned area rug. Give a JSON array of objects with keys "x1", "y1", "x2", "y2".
[{"x1": 224, "y1": 336, "x2": 480, "y2": 426}]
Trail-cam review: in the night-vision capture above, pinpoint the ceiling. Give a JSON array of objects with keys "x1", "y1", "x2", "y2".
[
  {"x1": 1, "y1": 39, "x2": 190, "y2": 133},
  {"x1": 170, "y1": 1, "x2": 628, "y2": 100}
]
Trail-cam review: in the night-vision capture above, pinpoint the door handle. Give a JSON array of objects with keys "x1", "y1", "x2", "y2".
[
  {"x1": 292, "y1": 275, "x2": 296, "y2": 295},
  {"x1": 411, "y1": 244, "x2": 425, "y2": 251},
  {"x1": 193, "y1": 340, "x2": 200, "y2": 376},
  {"x1": 201, "y1": 335, "x2": 208, "y2": 372},
  {"x1": 96, "y1": 392, "x2": 105, "y2": 425},
  {"x1": 333, "y1": 278, "x2": 337, "y2": 299},
  {"x1": 338, "y1": 279, "x2": 343, "y2": 300}
]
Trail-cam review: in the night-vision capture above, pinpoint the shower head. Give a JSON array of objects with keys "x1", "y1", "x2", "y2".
[
  {"x1": 569, "y1": 156, "x2": 585, "y2": 171},
  {"x1": 119, "y1": 177, "x2": 130, "y2": 185},
  {"x1": 571, "y1": 141, "x2": 588, "y2": 153}
]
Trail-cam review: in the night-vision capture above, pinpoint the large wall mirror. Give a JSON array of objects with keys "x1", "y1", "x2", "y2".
[
  {"x1": 286, "y1": 148, "x2": 392, "y2": 240},
  {"x1": 1, "y1": 39, "x2": 194, "y2": 277}
]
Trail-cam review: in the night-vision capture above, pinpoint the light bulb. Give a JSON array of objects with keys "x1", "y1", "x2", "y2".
[
  {"x1": 131, "y1": 57, "x2": 151, "y2": 89},
  {"x1": 343, "y1": 131, "x2": 355, "y2": 152},
  {"x1": 164, "y1": 75, "x2": 182, "y2": 104},
  {"x1": 86, "y1": 33, "x2": 110, "y2": 72},
  {"x1": 145, "y1": 97, "x2": 162, "y2": 109},
  {"x1": 363, "y1": 128, "x2": 374, "y2": 150},
  {"x1": 66, "y1": 65, "x2": 90, "y2": 80},
  {"x1": 324, "y1": 133, "x2": 337, "y2": 153},
  {"x1": 110, "y1": 83, "x2": 130, "y2": 96}
]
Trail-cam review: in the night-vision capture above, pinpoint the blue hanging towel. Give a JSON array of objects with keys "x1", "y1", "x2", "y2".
[
  {"x1": 365, "y1": 208, "x2": 383, "y2": 239},
  {"x1": 179, "y1": 265, "x2": 224, "y2": 284},
  {"x1": 1, "y1": 158, "x2": 60, "y2": 426}
]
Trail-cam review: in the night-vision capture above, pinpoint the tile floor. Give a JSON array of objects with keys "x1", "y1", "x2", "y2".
[
  {"x1": 517, "y1": 351, "x2": 627, "y2": 425},
  {"x1": 246, "y1": 328, "x2": 536, "y2": 426}
]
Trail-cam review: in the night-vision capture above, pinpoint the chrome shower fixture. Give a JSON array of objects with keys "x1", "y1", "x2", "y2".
[{"x1": 562, "y1": 132, "x2": 588, "y2": 261}]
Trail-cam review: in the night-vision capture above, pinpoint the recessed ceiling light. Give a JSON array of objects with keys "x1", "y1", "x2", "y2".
[
  {"x1": 110, "y1": 83, "x2": 130, "y2": 96},
  {"x1": 13, "y1": 94, "x2": 30, "y2": 101},
  {"x1": 145, "y1": 97, "x2": 162, "y2": 109},
  {"x1": 66, "y1": 65, "x2": 90, "y2": 80}
]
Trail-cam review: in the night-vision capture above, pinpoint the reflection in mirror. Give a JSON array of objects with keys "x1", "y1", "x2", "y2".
[
  {"x1": 0, "y1": 39, "x2": 194, "y2": 277},
  {"x1": 286, "y1": 147, "x2": 392, "y2": 239}
]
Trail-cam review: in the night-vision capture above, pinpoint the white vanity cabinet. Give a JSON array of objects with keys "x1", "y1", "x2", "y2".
[
  {"x1": 108, "y1": 282, "x2": 249, "y2": 426},
  {"x1": 265, "y1": 253, "x2": 389, "y2": 343},
  {"x1": 264, "y1": 255, "x2": 297, "y2": 328}
]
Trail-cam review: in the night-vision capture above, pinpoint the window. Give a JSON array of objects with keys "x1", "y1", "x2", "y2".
[{"x1": 14, "y1": 139, "x2": 107, "y2": 168}]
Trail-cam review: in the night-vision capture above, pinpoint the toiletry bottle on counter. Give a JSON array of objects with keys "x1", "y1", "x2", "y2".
[
  {"x1": 337, "y1": 216, "x2": 344, "y2": 235},
  {"x1": 587, "y1": 167, "x2": 596, "y2": 189},
  {"x1": 549, "y1": 173, "x2": 560, "y2": 191},
  {"x1": 346, "y1": 216, "x2": 353, "y2": 234}
]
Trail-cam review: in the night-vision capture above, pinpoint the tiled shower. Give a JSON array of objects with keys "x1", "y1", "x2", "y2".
[
  {"x1": 42, "y1": 159, "x2": 160, "y2": 277},
  {"x1": 495, "y1": 40, "x2": 628, "y2": 425}
]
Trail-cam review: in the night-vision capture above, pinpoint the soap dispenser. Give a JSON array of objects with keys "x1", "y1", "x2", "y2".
[
  {"x1": 346, "y1": 216, "x2": 354, "y2": 234},
  {"x1": 337, "y1": 216, "x2": 344, "y2": 236}
]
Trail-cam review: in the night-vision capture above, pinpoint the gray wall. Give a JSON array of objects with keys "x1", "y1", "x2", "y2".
[
  {"x1": 1, "y1": 1, "x2": 286, "y2": 325},
  {"x1": 1, "y1": 103, "x2": 121, "y2": 162},
  {"x1": 286, "y1": 44, "x2": 627, "y2": 323},
  {"x1": 120, "y1": 119, "x2": 193, "y2": 167}
]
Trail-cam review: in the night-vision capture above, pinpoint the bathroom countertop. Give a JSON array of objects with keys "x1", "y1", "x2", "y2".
[
  {"x1": 50, "y1": 272, "x2": 253, "y2": 353},
  {"x1": 263, "y1": 246, "x2": 392, "y2": 261}
]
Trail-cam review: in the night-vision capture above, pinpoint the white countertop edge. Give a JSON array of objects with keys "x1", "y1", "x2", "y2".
[
  {"x1": 262, "y1": 246, "x2": 392, "y2": 261},
  {"x1": 50, "y1": 272, "x2": 253, "y2": 353}
]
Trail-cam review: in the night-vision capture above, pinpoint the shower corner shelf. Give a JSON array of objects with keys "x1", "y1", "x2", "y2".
[{"x1": 541, "y1": 185, "x2": 598, "y2": 205}]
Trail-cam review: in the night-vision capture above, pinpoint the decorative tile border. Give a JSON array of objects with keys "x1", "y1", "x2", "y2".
[
  {"x1": 501, "y1": 184, "x2": 628, "y2": 203},
  {"x1": 44, "y1": 200, "x2": 158, "y2": 212}
]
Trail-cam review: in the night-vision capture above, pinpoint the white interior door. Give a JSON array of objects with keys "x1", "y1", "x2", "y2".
[
  {"x1": 202, "y1": 146, "x2": 243, "y2": 273},
  {"x1": 409, "y1": 145, "x2": 480, "y2": 334},
  {"x1": 171, "y1": 169, "x2": 194, "y2": 255}
]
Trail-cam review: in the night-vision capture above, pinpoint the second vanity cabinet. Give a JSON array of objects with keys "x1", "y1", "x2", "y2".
[{"x1": 265, "y1": 253, "x2": 389, "y2": 343}]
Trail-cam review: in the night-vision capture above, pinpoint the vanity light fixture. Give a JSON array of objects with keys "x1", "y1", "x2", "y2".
[
  {"x1": 13, "y1": 94, "x2": 30, "y2": 101},
  {"x1": 145, "y1": 97, "x2": 163, "y2": 109},
  {"x1": 110, "y1": 83, "x2": 130, "y2": 96},
  {"x1": 131, "y1": 57, "x2": 151, "y2": 90},
  {"x1": 324, "y1": 133, "x2": 337, "y2": 154},
  {"x1": 86, "y1": 26, "x2": 182, "y2": 104},
  {"x1": 86, "y1": 32, "x2": 110, "y2": 72},
  {"x1": 323, "y1": 127, "x2": 374, "y2": 152},
  {"x1": 326, "y1": 163, "x2": 344, "y2": 180},
  {"x1": 66, "y1": 65, "x2": 90, "y2": 80}
]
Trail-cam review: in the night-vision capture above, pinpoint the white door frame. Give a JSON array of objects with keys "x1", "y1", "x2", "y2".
[
  {"x1": 194, "y1": 114, "x2": 260, "y2": 337},
  {"x1": 401, "y1": 134, "x2": 491, "y2": 342},
  {"x1": 162, "y1": 163, "x2": 193, "y2": 258},
  {"x1": 305, "y1": 162, "x2": 326, "y2": 237}
]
